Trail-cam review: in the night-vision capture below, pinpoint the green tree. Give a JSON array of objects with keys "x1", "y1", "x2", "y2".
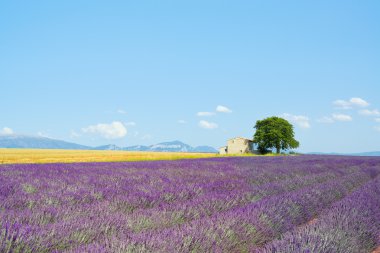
[{"x1": 253, "y1": 116, "x2": 299, "y2": 154}]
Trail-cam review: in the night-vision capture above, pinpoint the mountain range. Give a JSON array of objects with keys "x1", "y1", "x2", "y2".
[
  {"x1": 0, "y1": 135, "x2": 218, "y2": 153},
  {"x1": 94, "y1": 141, "x2": 217, "y2": 153}
]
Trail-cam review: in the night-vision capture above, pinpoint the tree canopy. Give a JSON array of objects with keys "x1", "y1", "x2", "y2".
[{"x1": 253, "y1": 116, "x2": 299, "y2": 154}]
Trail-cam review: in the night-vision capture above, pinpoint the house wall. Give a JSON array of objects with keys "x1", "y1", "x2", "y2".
[
  {"x1": 227, "y1": 138, "x2": 251, "y2": 154},
  {"x1": 219, "y1": 146, "x2": 227, "y2": 155}
]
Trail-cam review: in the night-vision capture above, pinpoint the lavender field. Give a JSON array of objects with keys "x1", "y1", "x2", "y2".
[{"x1": 1, "y1": 156, "x2": 380, "y2": 253}]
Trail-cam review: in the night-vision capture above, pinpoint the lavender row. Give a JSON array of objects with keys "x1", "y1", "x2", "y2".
[
  {"x1": 260, "y1": 175, "x2": 380, "y2": 253},
  {"x1": 0, "y1": 167, "x2": 349, "y2": 251},
  {"x1": 116, "y1": 171, "x2": 373, "y2": 252},
  {"x1": 3, "y1": 174, "x2": 352, "y2": 251},
  {"x1": 114, "y1": 170, "x2": 350, "y2": 233},
  {"x1": 1, "y1": 156, "x2": 372, "y2": 213},
  {"x1": 1, "y1": 156, "x2": 380, "y2": 252},
  {"x1": 0, "y1": 167, "x2": 353, "y2": 238},
  {"x1": 1, "y1": 156, "x2": 358, "y2": 216}
]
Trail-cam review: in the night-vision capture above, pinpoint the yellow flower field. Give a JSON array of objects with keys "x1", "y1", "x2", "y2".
[{"x1": 0, "y1": 148, "x2": 218, "y2": 164}]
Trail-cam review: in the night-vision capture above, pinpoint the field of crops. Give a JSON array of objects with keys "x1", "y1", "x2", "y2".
[
  {"x1": 0, "y1": 148, "x2": 217, "y2": 164},
  {"x1": 1, "y1": 156, "x2": 380, "y2": 252}
]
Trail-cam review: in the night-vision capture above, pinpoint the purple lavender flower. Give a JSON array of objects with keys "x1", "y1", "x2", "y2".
[{"x1": 0, "y1": 155, "x2": 379, "y2": 252}]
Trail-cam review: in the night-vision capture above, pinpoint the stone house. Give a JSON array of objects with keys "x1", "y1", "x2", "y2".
[{"x1": 219, "y1": 137, "x2": 257, "y2": 154}]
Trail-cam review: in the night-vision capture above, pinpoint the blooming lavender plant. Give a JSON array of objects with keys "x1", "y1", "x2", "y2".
[
  {"x1": 0, "y1": 155, "x2": 379, "y2": 252},
  {"x1": 260, "y1": 175, "x2": 380, "y2": 253}
]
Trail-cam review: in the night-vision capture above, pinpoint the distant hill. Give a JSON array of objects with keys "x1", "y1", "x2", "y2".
[
  {"x1": 93, "y1": 144, "x2": 122, "y2": 150},
  {"x1": 0, "y1": 135, "x2": 90, "y2": 150},
  {"x1": 147, "y1": 140, "x2": 194, "y2": 152},
  {"x1": 124, "y1": 141, "x2": 218, "y2": 153},
  {"x1": 123, "y1": 145, "x2": 150, "y2": 151},
  {"x1": 193, "y1": 145, "x2": 220, "y2": 153},
  {"x1": 354, "y1": 151, "x2": 380, "y2": 156},
  {"x1": 0, "y1": 135, "x2": 218, "y2": 153},
  {"x1": 95, "y1": 141, "x2": 218, "y2": 153}
]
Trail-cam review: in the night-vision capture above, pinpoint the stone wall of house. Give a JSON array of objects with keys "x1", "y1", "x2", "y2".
[
  {"x1": 227, "y1": 138, "x2": 251, "y2": 154},
  {"x1": 219, "y1": 137, "x2": 257, "y2": 155},
  {"x1": 219, "y1": 146, "x2": 227, "y2": 155}
]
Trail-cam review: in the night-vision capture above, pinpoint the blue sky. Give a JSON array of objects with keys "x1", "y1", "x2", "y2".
[{"x1": 1, "y1": 1, "x2": 379, "y2": 153}]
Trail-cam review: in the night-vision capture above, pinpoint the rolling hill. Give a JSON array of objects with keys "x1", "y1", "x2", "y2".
[
  {"x1": 0, "y1": 135, "x2": 90, "y2": 150},
  {"x1": 0, "y1": 135, "x2": 218, "y2": 153}
]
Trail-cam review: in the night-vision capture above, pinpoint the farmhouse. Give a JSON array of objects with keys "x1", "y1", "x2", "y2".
[{"x1": 219, "y1": 137, "x2": 257, "y2": 155}]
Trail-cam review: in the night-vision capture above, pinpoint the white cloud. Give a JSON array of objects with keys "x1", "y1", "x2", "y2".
[
  {"x1": 333, "y1": 100, "x2": 352, "y2": 109},
  {"x1": 197, "y1": 105, "x2": 232, "y2": 116},
  {"x1": 199, "y1": 120, "x2": 218, "y2": 129},
  {"x1": 281, "y1": 113, "x2": 310, "y2": 129},
  {"x1": 197, "y1": 112, "x2": 215, "y2": 116},
  {"x1": 318, "y1": 114, "x2": 354, "y2": 123},
  {"x1": 178, "y1": 120, "x2": 187, "y2": 124},
  {"x1": 359, "y1": 109, "x2": 380, "y2": 116},
  {"x1": 117, "y1": 109, "x2": 127, "y2": 114},
  {"x1": 216, "y1": 105, "x2": 232, "y2": 113},
  {"x1": 374, "y1": 126, "x2": 380, "y2": 132},
  {"x1": 332, "y1": 114, "x2": 352, "y2": 122},
  {"x1": 375, "y1": 118, "x2": 380, "y2": 123},
  {"x1": 317, "y1": 116, "x2": 334, "y2": 124},
  {"x1": 349, "y1": 98, "x2": 369, "y2": 107},
  {"x1": 1, "y1": 127, "x2": 14, "y2": 135},
  {"x1": 82, "y1": 121, "x2": 127, "y2": 139},
  {"x1": 333, "y1": 97, "x2": 369, "y2": 109}
]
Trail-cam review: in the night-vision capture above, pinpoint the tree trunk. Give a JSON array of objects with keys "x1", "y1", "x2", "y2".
[{"x1": 276, "y1": 144, "x2": 280, "y2": 154}]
